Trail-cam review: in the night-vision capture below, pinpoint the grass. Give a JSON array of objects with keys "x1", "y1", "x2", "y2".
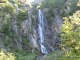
[
  {"x1": 13, "y1": 49, "x2": 36, "y2": 60},
  {"x1": 41, "y1": 50, "x2": 80, "y2": 60},
  {"x1": 0, "y1": 50, "x2": 36, "y2": 60},
  {"x1": 14, "y1": 52, "x2": 36, "y2": 60},
  {"x1": 11, "y1": 49, "x2": 37, "y2": 60}
]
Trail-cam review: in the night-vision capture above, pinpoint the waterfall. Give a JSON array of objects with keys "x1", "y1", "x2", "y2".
[{"x1": 38, "y1": 10, "x2": 48, "y2": 55}]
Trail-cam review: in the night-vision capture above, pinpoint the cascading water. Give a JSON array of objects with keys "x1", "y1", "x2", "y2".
[{"x1": 38, "y1": 10, "x2": 48, "y2": 55}]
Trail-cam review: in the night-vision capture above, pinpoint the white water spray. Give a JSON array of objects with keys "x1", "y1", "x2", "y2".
[{"x1": 38, "y1": 10, "x2": 48, "y2": 54}]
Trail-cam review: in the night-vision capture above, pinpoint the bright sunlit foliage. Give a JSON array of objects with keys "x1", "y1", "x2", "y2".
[
  {"x1": 0, "y1": 50, "x2": 15, "y2": 60},
  {"x1": 61, "y1": 10, "x2": 80, "y2": 57}
]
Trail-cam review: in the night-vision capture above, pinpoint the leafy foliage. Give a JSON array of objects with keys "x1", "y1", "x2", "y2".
[
  {"x1": 0, "y1": 0, "x2": 37, "y2": 60},
  {"x1": 3, "y1": 4, "x2": 16, "y2": 14},
  {"x1": 40, "y1": 0, "x2": 67, "y2": 26},
  {"x1": 0, "y1": 12, "x2": 5, "y2": 17},
  {"x1": 0, "y1": 14, "x2": 12, "y2": 35},
  {"x1": 0, "y1": 49, "x2": 36, "y2": 60},
  {"x1": 45, "y1": 8, "x2": 55, "y2": 26},
  {"x1": 17, "y1": 10, "x2": 28, "y2": 21},
  {"x1": 40, "y1": 0, "x2": 67, "y2": 8},
  {"x1": 41, "y1": 50, "x2": 79, "y2": 60},
  {"x1": 45, "y1": 13, "x2": 53, "y2": 26},
  {"x1": 0, "y1": 50, "x2": 15, "y2": 60},
  {"x1": 60, "y1": 10, "x2": 80, "y2": 57}
]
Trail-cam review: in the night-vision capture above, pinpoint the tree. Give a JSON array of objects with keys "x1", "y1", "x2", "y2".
[
  {"x1": 40, "y1": 0, "x2": 67, "y2": 8},
  {"x1": 1, "y1": 14, "x2": 12, "y2": 35},
  {"x1": 17, "y1": 10, "x2": 28, "y2": 21},
  {"x1": 60, "y1": 10, "x2": 80, "y2": 57},
  {"x1": 3, "y1": 4, "x2": 16, "y2": 14}
]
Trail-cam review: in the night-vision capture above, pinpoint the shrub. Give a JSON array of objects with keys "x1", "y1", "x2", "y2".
[
  {"x1": 18, "y1": 4, "x2": 23, "y2": 8},
  {"x1": 32, "y1": 9, "x2": 38, "y2": 15},
  {"x1": 17, "y1": 10, "x2": 28, "y2": 21},
  {"x1": 0, "y1": 12, "x2": 5, "y2": 17},
  {"x1": 61, "y1": 9, "x2": 68, "y2": 17},
  {"x1": 60, "y1": 10, "x2": 80, "y2": 57},
  {"x1": 13, "y1": 50, "x2": 36, "y2": 60},
  {"x1": 3, "y1": 4, "x2": 15, "y2": 14},
  {"x1": 49, "y1": 8, "x2": 55, "y2": 17},
  {"x1": 8, "y1": 0, "x2": 15, "y2": 4},
  {"x1": 0, "y1": 50, "x2": 15, "y2": 60},
  {"x1": 1, "y1": 14, "x2": 12, "y2": 35},
  {"x1": 46, "y1": 13, "x2": 53, "y2": 26},
  {"x1": 40, "y1": 0, "x2": 66, "y2": 9}
]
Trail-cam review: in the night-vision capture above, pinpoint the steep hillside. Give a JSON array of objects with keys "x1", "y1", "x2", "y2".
[
  {"x1": 0, "y1": 0, "x2": 80, "y2": 60},
  {"x1": 0, "y1": 0, "x2": 38, "y2": 60},
  {"x1": 41, "y1": 0, "x2": 80, "y2": 60}
]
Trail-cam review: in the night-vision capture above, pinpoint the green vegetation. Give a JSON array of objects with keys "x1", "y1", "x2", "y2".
[
  {"x1": 41, "y1": 0, "x2": 80, "y2": 60},
  {"x1": 0, "y1": 1, "x2": 36, "y2": 60},
  {"x1": 16, "y1": 9, "x2": 28, "y2": 29},
  {"x1": 40, "y1": 0, "x2": 67, "y2": 25},
  {"x1": 17, "y1": 10, "x2": 28, "y2": 21},
  {"x1": 0, "y1": 11, "x2": 5, "y2": 17},
  {"x1": 0, "y1": 0, "x2": 6, "y2": 3},
  {"x1": 68, "y1": 0, "x2": 78, "y2": 14},
  {"x1": 8, "y1": 0, "x2": 15, "y2": 4},
  {"x1": 45, "y1": 8, "x2": 54, "y2": 26},
  {"x1": 3, "y1": 4, "x2": 16, "y2": 14},
  {"x1": 1, "y1": 15, "x2": 12, "y2": 35},
  {"x1": 60, "y1": 10, "x2": 80, "y2": 57},
  {"x1": 62, "y1": 0, "x2": 79, "y2": 16},
  {"x1": 0, "y1": 49, "x2": 36, "y2": 60},
  {"x1": 0, "y1": 50, "x2": 15, "y2": 60},
  {"x1": 60, "y1": 9, "x2": 68, "y2": 17},
  {"x1": 40, "y1": 0, "x2": 79, "y2": 23},
  {"x1": 13, "y1": 49, "x2": 36, "y2": 60},
  {"x1": 45, "y1": 13, "x2": 53, "y2": 26},
  {"x1": 0, "y1": 0, "x2": 80, "y2": 60},
  {"x1": 41, "y1": 50, "x2": 79, "y2": 60},
  {"x1": 0, "y1": 1, "x2": 16, "y2": 35},
  {"x1": 40, "y1": 0, "x2": 66, "y2": 8}
]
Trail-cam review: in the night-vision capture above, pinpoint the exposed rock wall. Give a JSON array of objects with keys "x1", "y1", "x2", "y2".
[
  {"x1": 51, "y1": 10, "x2": 63, "y2": 49},
  {"x1": 63, "y1": 0, "x2": 78, "y2": 13},
  {"x1": 0, "y1": 7, "x2": 63, "y2": 53}
]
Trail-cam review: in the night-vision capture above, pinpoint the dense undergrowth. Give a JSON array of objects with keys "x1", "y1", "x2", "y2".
[
  {"x1": 0, "y1": 49, "x2": 37, "y2": 60},
  {"x1": 41, "y1": 50, "x2": 80, "y2": 60},
  {"x1": 0, "y1": 0, "x2": 36, "y2": 60}
]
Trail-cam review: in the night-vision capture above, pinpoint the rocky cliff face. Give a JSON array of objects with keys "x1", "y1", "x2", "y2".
[
  {"x1": 63, "y1": 0, "x2": 78, "y2": 14},
  {"x1": 0, "y1": 7, "x2": 63, "y2": 54},
  {"x1": 27, "y1": 8, "x2": 63, "y2": 53},
  {"x1": 16, "y1": 7, "x2": 63, "y2": 53},
  {"x1": 0, "y1": 5, "x2": 66, "y2": 56},
  {"x1": 51, "y1": 10, "x2": 63, "y2": 49}
]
